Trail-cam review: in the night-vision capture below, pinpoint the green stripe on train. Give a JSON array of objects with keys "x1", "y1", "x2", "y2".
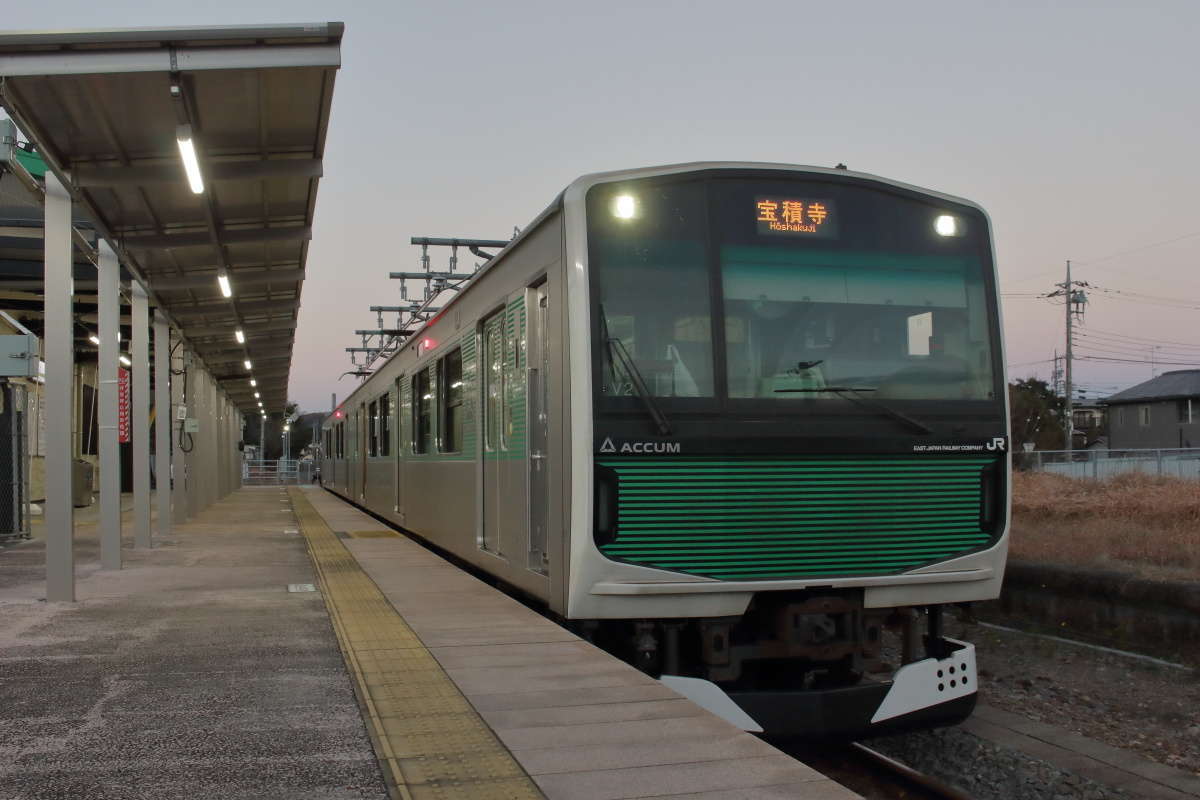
[{"x1": 597, "y1": 455, "x2": 997, "y2": 580}]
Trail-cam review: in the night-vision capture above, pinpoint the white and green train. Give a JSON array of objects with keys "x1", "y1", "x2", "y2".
[{"x1": 321, "y1": 162, "x2": 1010, "y2": 736}]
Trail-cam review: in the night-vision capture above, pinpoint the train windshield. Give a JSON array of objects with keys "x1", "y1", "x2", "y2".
[{"x1": 586, "y1": 174, "x2": 1000, "y2": 413}]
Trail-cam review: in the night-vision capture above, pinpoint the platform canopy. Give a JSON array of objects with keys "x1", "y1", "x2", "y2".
[{"x1": 0, "y1": 23, "x2": 343, "y2": 413}]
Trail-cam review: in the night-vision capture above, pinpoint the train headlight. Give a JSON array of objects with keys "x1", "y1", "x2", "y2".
[
  {"x1": 612, "y1": 194, "x2": 637, "y2": 220},
  {"x1": 934, "y1": 214, "x2": 964, "y2": 237}
]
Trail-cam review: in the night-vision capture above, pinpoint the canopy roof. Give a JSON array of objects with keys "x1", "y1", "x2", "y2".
[{"x1": 0, "y1": 23, "x2": 343, "y2": 413}]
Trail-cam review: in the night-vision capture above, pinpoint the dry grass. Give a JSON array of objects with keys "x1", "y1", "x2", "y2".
[{"x1": 1010, "y1": 471, "x2": 1200, "y2": 580}]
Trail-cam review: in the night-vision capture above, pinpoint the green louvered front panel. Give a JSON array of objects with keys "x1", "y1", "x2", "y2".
[{"x1": 598, "y1": 456, "x2": 997, "y2": 580}]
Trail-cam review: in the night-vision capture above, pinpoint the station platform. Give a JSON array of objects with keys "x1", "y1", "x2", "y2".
[{"x1": 0, "y1": 486, "x2": 857, "y2": 800}]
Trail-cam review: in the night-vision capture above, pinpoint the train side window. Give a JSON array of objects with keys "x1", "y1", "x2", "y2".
[
  {"x1": 413, "y1": 370, "x2": 432, "y2": 454},
  {"x1": 379, "y1": 392, "x2": 391, "y2": 456},
  {"x1": 368, "y1": 400, "x2": 379, "y2": 457},
  {"x1": 439, "y1": 348, "x2": 463, "y2": 453}
]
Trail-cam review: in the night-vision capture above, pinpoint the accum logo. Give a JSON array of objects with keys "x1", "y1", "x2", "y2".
[{"x1": 597, "y1": 438, "x2": 681, "y2": 455}]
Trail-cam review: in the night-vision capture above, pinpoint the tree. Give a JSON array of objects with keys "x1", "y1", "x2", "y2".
[{"x1": 1008, "y1": 377, "x2": 1066, "y2": 453}]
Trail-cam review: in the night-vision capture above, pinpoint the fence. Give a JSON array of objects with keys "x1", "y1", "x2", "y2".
[
  {"x1": 242, "y1": 459, "x2": 316, "y2": 486},
  {"x1": 1024, "y1": 448, "x2": 1200, "y2": 479}
]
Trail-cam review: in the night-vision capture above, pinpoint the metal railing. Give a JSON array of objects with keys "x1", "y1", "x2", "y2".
[
  {"x1": 242, "y1": 459, "x2": 317, "y2": 486},
  {"x1": 1023, "y1": 448, "x2": 1200, "y2": 479}
]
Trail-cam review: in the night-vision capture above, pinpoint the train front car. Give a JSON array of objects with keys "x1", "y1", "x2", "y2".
[{"x1": 564, "y1": 164, "x2": 1009, "y2": 737}]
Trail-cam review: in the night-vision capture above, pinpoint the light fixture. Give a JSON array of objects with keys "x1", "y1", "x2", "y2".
[
  {"x1": 217, "y1": 271, "x2": 233, "y2": 298},
  {"x1": 244, "y1": 360, "x2": 252, "y2": 370},
  {"x1": 613, "y1": 194, "x2": 637, "y2": 220},
  {"x1": 934, "y1": 214, "x2": 962, "y2": 237},
  {"x1": 175, "y1": 124, "x2": 204, "y2": 194},
  {"x1": 235, "y1": 328, "x2": 245, "y2": 344},
  {"x1": 254, "y1": 392, "x2": 260, "y2": 399},
  {"x1": 88, "y1": 334, "x2": 100, "y2": 346},
  {"x1": 249, "y1": 378, "x2": 257, "y2": 387},
  {"x1": 119, "y1": 355, "x2": 132, "y2": 366},
  {"x1": 283, "y1": 424, "x2": 290, "y2": 432}
]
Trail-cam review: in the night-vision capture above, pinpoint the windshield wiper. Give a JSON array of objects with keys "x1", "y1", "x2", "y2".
[
  {"x1": 599, "y1": 307, "x2": 672, "y2": 436},
  {"x1": 775, "y1": 386, "x2": 933, "y2": 435}
]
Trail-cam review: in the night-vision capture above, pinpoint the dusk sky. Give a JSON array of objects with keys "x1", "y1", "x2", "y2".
[{"x1": 6, "y1": 1, "x2": 1200, "y2": 412}]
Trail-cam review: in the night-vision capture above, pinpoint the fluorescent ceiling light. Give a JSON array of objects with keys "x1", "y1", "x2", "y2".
[
  {"x1": 217, "y1": 272, "x2": 233, "y2": 298},
  {"x1": 176, "y1": 124, "x2": 204, "y2": 194},
  {"x1": 254, "y1": 392, "x2": 260, "y2": 399},
  {"x1": 119, "y1": 355, "x2": 131, "y2": 366},
  {"x1": 88, "y1": 334, "x2": 100, "y2": 346},
  {"x1": 235, "y1": 328, "x2": 245, "y2": 344},
  {"x1": 249, "y1": 378, "x2": 257, "y2": 387},
  {"x1": 244, "y1": 360, "x2": 252, "y2": 370}
]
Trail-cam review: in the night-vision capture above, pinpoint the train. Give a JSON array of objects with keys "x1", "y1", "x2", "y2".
[{"x1": 321, "y1": 162, "x2": 1010, "y2": 736}]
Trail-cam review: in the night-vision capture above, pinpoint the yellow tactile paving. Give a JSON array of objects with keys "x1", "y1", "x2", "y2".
[{"x1": 289, "y1": 488, "x2": 544, "y2": 800}]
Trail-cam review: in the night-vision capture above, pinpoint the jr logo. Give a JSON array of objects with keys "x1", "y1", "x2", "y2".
[{"x1": 986, "y1": 437, "x2": 1007, "y2": 451}]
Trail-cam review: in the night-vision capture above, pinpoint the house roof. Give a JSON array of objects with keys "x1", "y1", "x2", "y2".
[{"x1": 1105, "y1": 370, "x2": 1200, "y2": 404}]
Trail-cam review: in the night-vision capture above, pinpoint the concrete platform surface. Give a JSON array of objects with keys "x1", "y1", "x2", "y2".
[
  {"x1": 0, "y1": 487, "x2": 387, "y2": 800},
  {"x1": 303, "y1": 487, "x2": 859, "y2": 800}
]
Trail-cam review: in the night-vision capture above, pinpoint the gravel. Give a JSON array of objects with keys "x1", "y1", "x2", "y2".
[
  {"x1": 865, "y1": 610, "x2": 1199, "y2": 798},
  {"x1": 871, "y1": 727, "x2": 1133, "y2": 800},
  {"x1": 964, "y1": 615, "x2": 1200, "y2": 777}
]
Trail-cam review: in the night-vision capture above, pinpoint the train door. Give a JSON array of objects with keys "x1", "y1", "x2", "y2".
[
  {"x1": 527, "y1": 282, "x2": 550, "y2": 573},
  {"x1": 394, "y1": 376, "x2": 402, "y2": 515},
  {"x1": 481, "y1": 310, "x2": 505, "y2": 554},
  {"x1": 358, "y1": 402, "x2": 367, "y2": 500}
]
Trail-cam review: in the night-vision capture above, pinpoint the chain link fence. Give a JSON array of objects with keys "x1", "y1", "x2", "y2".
[{"x1": 1022, "y1": 448, "x2": 1200, "y2": 479}]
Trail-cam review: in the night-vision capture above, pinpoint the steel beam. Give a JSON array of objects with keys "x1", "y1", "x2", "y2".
[
  {"x1": 123, "y1": 226, "x2": 311, "y2": 251},
  {"x1": 131, "y1": 283, "x2": 151, "y2": 548},
  {"x1": 185, "y1": 319, "x2": 297, "y2": 338},
  {"x1": 0, "y1": 43, "x2": 340, "y2": 77},
  {"x1": 170, "y1": 297, "x2": 300, "y2": 318},
  {"x1": 148, "y1": 269, "x2": 304, "y2": 292},
  {"x1": 43, "y1": 171, "x2": 74, "y2": 601},
  {"x1": 74, "y1": 159, "x2": 322, "y2": 187},
  {"x1": 97, "y1": 240, "x2": 121, "y2": 570},
  {"x1": 154, "y1": 312, "x2": 171, "y2": 540}
]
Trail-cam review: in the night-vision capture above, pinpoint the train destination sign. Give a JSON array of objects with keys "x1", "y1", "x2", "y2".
[{"x1": 755, "y1": 197, "x2": 837, "y2": 237}]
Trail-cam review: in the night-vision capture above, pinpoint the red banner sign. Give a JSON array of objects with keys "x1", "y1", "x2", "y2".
[{"x1": 117, "y1": 367, "x2": 131, "y2": 444}]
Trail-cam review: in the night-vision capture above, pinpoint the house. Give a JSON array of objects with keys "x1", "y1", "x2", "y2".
[
  {"x1": 1070, "y1": 401, "x2": 1106, "y2": 449},
  {"x1": 1104, "y1": 370, "x2": 1200, "y2": 449}
]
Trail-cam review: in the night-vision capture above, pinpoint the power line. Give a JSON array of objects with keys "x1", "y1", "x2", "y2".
[
  {"x1": 1076, "y1": 327, "x2": 1200, "y2": 349},
  {"x1": 1078, "y1": 355, "x2": 1200, "y2": 367},
  {"x1": 1004, "y1": 229, "x2": 1200, "y2": 285}
]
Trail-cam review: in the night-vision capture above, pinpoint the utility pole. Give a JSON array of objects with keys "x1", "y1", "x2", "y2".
[
  {"x1": 1065, "y1": 260, "x2": 1073, "y2": 450},
  {"x1": 1049, "y1": 261, "x2": 1087, "y2": 451}
]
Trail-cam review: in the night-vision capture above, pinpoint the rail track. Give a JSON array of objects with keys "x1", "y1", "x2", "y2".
[{"x1": 779, "y1": 740, "x2": 975, "y2": 800}]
